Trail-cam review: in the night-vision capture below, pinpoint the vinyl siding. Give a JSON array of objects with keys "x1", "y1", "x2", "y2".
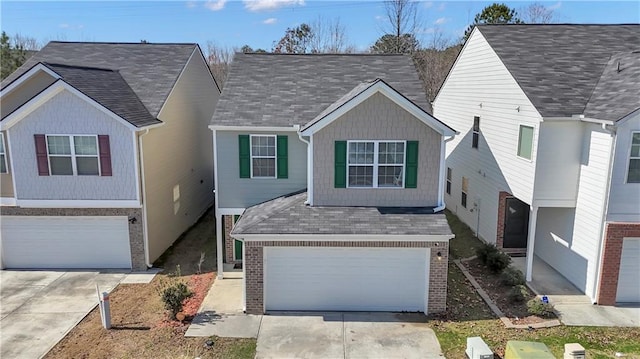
[
  {"x1": 216, "y1": 130, "x2": 307, "y2": 209},
  {"x1": 607, "y1": 111, "x2": 640, "y2": 222},
  {"x1": 1, "y1": 70, "x2": 57, "y2": 119},
  {"x1": 533, "y1": 121, "x2": 583, "y2": 204},
  {"x1": 9, "y1": 89, "x2": 137, "y2": 200},
  {"x1": 433, "y1": 30, "x2": 541, "y2": 243},
  {"x1": 572, "y1": 123, "x2": 613, "y2": 300},
  {"x1": 142, "y1": 50, "x2": 219, "y2": 262},
  {"x1": 1, "y1": 130, "x2": 14, "y2": 198},
  {"x1": 313, "y1": 92, "x2": 441, "y2": 207},
  {"x1": 534, "y1": 207, "x2": 588, "y2": 291}
]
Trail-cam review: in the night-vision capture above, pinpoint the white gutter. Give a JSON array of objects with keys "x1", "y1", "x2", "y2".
[
  {"x1": 212, "y1": 127, "x2": 224, "y2": 279},
  {"x1": 434, "y1": 135, "x2": 456, "y2": 212},
  {"x1": 138, "y1": 128, "x2": 153, "y2": 268},
  {"x1": 296, "y1": 125, "x2": 312, "y2": 205},
  {"x1": 593, "y1": 122, "x2": 617, "y2": 303}
]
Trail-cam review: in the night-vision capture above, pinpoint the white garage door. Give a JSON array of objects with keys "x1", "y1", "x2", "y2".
[
  {"x1": 617, "y1": 237, "x2": 640, "y2": 303},
  {"x1": 264, "y1": 247, "x2": 429, "y2": 313},
  {"x1": 1, "y1": 216, "x2": 132, "y2": 269}
]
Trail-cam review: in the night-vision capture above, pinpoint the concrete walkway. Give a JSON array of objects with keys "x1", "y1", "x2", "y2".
[
  {"x1": 512, "y1": 257, "x2": 640, "y2": 327},
  {"x1": 185, "y1": 278, "x2": 262, "y2": 338}
]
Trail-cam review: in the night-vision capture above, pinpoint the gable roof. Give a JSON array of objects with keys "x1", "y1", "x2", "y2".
[
  {"x1": 231, "y1": 191, "x2": 453, "y2": 236},
  {"x1": 1, "y1": 41, "x2": 201, "y2": 120},
  {"x1": 477, "y1": 24, "x2": 640, "y2": 118},
  {"x1": 301, "y1": 78, "x2": 456, "y2": 136},
  {"x1": 583, "y1": 51, "x2": 640, "y2": 122},
  {"x1": 211, "y1": 53, "x2": 430, "y2": 128}
]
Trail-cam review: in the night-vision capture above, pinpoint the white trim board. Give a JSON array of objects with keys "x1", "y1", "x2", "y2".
[
  {"x1": 209, "y1": 125, "x2": 300, "y2": 132},
  {"x1": 301, "y1": 79, "x2": 457, "y2": 137},
  {"x1": 0, "y1": 63, "x2": 61, "y2": 97},
  {"x1": 218, "y1": 208, "x2": 246, "y2": 215},
  {"x1": 0, "y1": 197, "x2": 16, "y2": 206},
  {"x1": 15, "y1": 199, "x2": 141, "y2": 208}
]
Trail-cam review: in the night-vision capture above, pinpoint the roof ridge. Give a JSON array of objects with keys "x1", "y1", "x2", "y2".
[
  {"x1": 44, "y1": 62, "x2": 116, "y2": 72},
  {"x1": 236, "y1": 52, "x2": 410, "y2": 56},
  {"x1": 478, "y1": 23, "x2": 640, "y2": 26},
  {"x1": 48, "y1": 41, "x2": 197, "y2": 46}
]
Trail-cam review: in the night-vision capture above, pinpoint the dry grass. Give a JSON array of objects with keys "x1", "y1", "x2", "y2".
[{"x1": 45, "y1": 208, "x2": 256, "y2": 359}]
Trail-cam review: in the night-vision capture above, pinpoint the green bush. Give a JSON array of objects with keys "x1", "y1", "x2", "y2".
[
  {"x1": 486, "y1": 250, "x2": 512, "y2": 273},
  {"x1": 475, "y1": 242, "x2": 496, "y2": 264},
  {"x1": 527, "y1": 298, "x2": 555, "y2": 317},
  {"x1": 500, "y1": 267, "x2": 525, "y2": 286},
  {"x1": 160, "y1": 282, "x2": 192, "y2": 319},
  {"x1": 508, "y1": 284, "x2": 529, "y2": 303}
]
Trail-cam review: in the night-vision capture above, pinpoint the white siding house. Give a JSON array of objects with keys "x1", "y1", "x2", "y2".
[{"x1": 434, "y1": 24, "x2": 640, "y2": 305}]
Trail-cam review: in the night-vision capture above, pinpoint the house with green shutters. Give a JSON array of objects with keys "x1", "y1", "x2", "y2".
[{"x1": 210, "y1": 53, "x2": 457, "y2": 315}]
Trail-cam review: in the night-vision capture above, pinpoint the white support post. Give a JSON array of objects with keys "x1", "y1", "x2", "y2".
[
  {"x1": 242, "y1": 239, "x2": 247, "y2": 312},
  {"x1": 525, "y1": 205, "x2": 539, "y2": 282},
  {"x1": 216, "y1": 213, "x2": 224, "y2": 279}
]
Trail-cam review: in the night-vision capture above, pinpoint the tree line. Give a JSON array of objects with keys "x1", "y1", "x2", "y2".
[{"x1": 1, "y1": 1, "x2": 557, "y2": 101}]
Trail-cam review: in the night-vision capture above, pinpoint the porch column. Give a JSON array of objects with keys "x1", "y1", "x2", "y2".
[
  {"x1": 242, "y1": 239, "x2": 247, "y2": 312},
  {"x1": 216, "y1": 213, "x2": 224, "y2": 279},
  {"x1": 525, "y1": 205, "x2": 539, "y2": 282}
]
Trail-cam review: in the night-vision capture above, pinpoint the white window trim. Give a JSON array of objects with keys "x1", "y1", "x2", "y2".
[
  {"x1": 46, "y1": 134, "x2": 101, "y2": 176},
  {"x1": 516, "y1": 124, "x2": 535, "y2": 161},
  {"x1": 346, "y1": 140, "x2": 406, "y2": 189},
  {"x1": 0, "y1": 133, "x2": 8, "y2": 174},
  {"x1": 249, "y1": 134, "x2": 277, "y2": 179},
  {"x1": 626, "y1": 130, "x2": 640, "y2": 184},
  {"x1": 446, "y1": 167, "x2": 452, "y2": 195}
]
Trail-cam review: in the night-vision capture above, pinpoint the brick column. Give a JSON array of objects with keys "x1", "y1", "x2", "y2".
[
  {"x1": 496, "y1": 191, "x2": 511, "y2": 249},
  {"x1": 597, "y1": 223, "x2": 640, "y2": 305},
  {"x1": 427, "y1": 241, "x2": 449, "y2": 313},
  {"x1": 223, "y1": 215, "x2": 236, "y2": 264}
]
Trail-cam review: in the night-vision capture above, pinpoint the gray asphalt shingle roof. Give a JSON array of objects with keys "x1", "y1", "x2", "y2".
[
  {"x1": 231, "y1": 191, "x2": 453, "y2": 236},
  {"x1": 44, "y1": 63, "x2": 159, "y2": 127},
  {"x1": 584, "y1": 51, "x2": 640, "y2": 121},
  {"x1": 2, "y1": 41, "x2": 201, "y2": 126},
  {"x1": 477, "y1": 24, "x2": 640, "y2": 118},
  {"x1": 211, "y1": 53, "x2": 431, "y2": 128}
]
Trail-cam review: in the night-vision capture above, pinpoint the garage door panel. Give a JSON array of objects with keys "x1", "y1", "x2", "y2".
[
  {"x1": 1, "y1": 216, "x2": 131, "y2": 269},
  {"x1": 264, "y1": 247, "x2": 428, "y2": 312},
  {"x1": 617, "y1": 238, "x2": 640, "y2": 303}
]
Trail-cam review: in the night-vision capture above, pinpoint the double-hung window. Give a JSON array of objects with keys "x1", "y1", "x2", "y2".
[
  {"x1": 347, "y1": 141, "x2": 405, "y2": 188},
  {"x1": 446, "y1": 167, "x2": 452, "y2": 195},
  {"x1": 250, "y1": 135, "x2": 276, "y2": 178},
  {"x1": 461, "y1": 176, "x2": 469, "y2": 208},
  {"x1": 47, "y1": 135, "x2": 100, "y2": 176},
  {"x1": 628, "y1": 132, "x2": 640, "y2": 183},
  {"x1": 472, "y1": 116, "x2": 480, "y2": 149},
  {"x1": 0, "y1": 133, "x2": 7, "y2": 174},
  {"x1": 517, "y1": 125, "x2": 534, "y2": 160}
]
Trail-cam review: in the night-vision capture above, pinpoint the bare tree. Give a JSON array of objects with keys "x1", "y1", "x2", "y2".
[
  {"x1": 379, "y1": 0, "x2": 422, "y2": 53},
  {"x1": 12, "y1": 33, "x2": 41, "y2": 51},
  {"x1": 521, "y1": 2, "x2": 556, "y2": 24},
  {"x1": 309, "y1": 16, "x2": 353, "y2": 53},
  {"x1": 205, "y1": 41, "x2": 234, "y2": 89},
  {"x1": 413, "y1": 44, "x2": 462, "y2": 102}
]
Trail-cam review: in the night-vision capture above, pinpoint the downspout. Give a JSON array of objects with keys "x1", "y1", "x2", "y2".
[
  {"x1": 138, "y1": 128, "x2": 153, "y2": 268},
  {"x1": 434, "y1": 135, "x2": 456, "y2": 212},
  {"x1": 593, "y1": 122, "x2": 617, "y2": 303},
  {"x1": 296, "y1": 125, "x2": 312, "y2": 205}
]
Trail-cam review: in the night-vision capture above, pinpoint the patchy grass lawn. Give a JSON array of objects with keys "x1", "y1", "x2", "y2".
[
  {"x1": 45, "y1": 208, "x2": 257, "y2": 359},
  {"x1": 434, "y1": 210, "x2": 640, "y2": 359}
]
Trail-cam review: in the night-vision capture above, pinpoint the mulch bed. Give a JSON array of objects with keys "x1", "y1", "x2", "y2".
[
  {"x1": 463, "y1": 258, "x2": 556, "y2": 325},
  {"x1": 156, "y1": 272, "x2": 215, "y2": 329}
]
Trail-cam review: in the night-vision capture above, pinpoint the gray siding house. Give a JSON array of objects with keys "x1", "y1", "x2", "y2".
[
  {"x1": 0, "y1": 41, "x2": 220, "y2": 270},
  {"x1": 211, "y1": 53, "x2": 457, "y2": 315}
]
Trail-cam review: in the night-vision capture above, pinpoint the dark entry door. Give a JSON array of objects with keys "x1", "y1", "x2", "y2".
[{"x1": 503, "y1": 198, "x2": 530, "y2": 248}]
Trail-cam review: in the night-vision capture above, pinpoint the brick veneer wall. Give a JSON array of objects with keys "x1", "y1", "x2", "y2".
[
  {"x1": 223, "y1": 215, "x2": 238, "y2": 264},
  {"x1": 244, "y1": 240, "x2": 449, "y2": 314},
  {"x1": 597, "y1": 222, "x2": 640, "y2": 305},
  {"x1": 496, "y1": 191, "x2": 511, "y2": 249},
  {"x1": 0, "y1": 207, "x2": 146, "y2": 270}
]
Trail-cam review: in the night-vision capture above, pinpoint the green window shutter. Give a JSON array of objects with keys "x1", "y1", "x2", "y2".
[
  {"x1": 277, "y1": 135, "x2": 288, "y2": 179},
  {"x1": 238, "y1": 135, "x2": 250, "y2": 178},
  {"x1": 405, "y1": 141, "x2": 419, "y2": 188},
  {"x1": 334, "y1": 141, "x2": 347, "y2": 188}
]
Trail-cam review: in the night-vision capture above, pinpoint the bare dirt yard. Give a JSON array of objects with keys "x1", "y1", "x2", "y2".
[{"x1": 45, "y1": 208, "x2": 256, "y2": 359}]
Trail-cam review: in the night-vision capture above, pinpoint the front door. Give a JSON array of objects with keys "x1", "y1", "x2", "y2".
[{"x1": 503, "y1": 197, "x2": 530, "y2": 249}]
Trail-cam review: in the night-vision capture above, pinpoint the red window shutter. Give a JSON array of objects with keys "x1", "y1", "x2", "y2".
[
  {"x1": 34, "y1": 134, "x2": 49, "y2": 176},
  {"x1": 98, "y1": 135, "x2": 112, "y2": 176}
]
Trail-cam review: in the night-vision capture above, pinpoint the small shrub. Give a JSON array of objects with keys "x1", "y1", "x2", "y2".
[
  {"x1": 508, "y1": 284, "x2": 529, "y2": 303},
  {"x1": 475, "y1": 242, "x2": 497, "y2": 264},
  {"x1": 500, "y1": 267, "x2": 525, "y2": 286},
  {"x1": 527, "y1": 298, "x2": 555, "y2": 317},
  {"x1": 486, "y1": 250, "x2": 512, "y2": 273},
  {"x1": 156, "y1": 265, "x2": 193, "y2": 320}
]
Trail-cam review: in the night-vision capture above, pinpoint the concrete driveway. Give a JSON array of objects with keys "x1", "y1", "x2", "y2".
[
  {"x1": 0, "y1": 270, "x2": 126, "y2": 359},
  {"x1": 256, "y1": 312, "x2": 444, "y2": 359}
]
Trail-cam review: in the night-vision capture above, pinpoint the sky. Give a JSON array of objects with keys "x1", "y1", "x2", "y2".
[{"x1": 1, "y1": 0, "x2": 638, "y2": 52}]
